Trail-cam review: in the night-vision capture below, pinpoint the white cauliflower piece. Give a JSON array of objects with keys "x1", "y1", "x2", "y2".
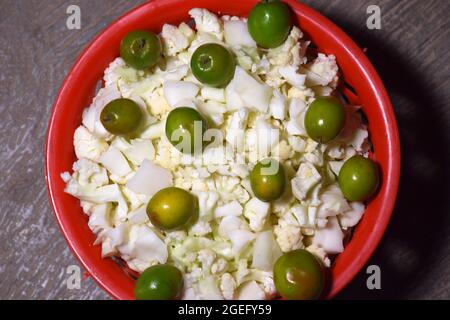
[
  {"x1": 218, "y1": 216, "x2": 248, "y2": 238},
  {"x1": 161, "y1": 23, "x2": 193, "y2": 56},
  {"x1": 127, "y1": 206, "x2": 149, "y2": 225},
  {"x1": 267, "y1": 26, "x2": 304, "y2": 67},
  {"x1": 278, "y1": 65, "x2": 306, "y2": 87},
  {"x1": 237, "y1": 281, "x2": 266, "y2": 300},
  {"x1": 200, "y1": 87, "x2": 225, "y2": 102},
  {"x1": 211, "y1": 258, "x2": 228, "y2": 275},
  {"x1": 339, "y1": 201, "x2": 365, "y2": 228},
  {"x1": 303, "y1": 53, "x2": 339, "y2": 87},
  {"x1": 194, "y1": 190, "x2": 219, "y2": 222},
  {"x1": 220, "y1": 273, "x2": 237, "y2": 300},
  {"x1": 126, "y1": 159, "x2": 173, "y2": 196},
  {"x1": 318, "y1": 184, "x2": 351, "y2": 219},
  {"x1": 223, "y1": 19, "x2": 256, "y2": 47},
  {"x1": 145, "y1": 90, "x2": 171, "y2": 116},
  {"x1": 288, "y1": 136, "x2": 307, "y2": 152},
  {"x1": 189, "y1": 8, "x2": 223, "y2": 40},
  {"x1": 228, "y1": 229, "x2": 255, "y2": 257},
  {"x1": 197, "y1": 249, "x2": 216, "y2": 271},
  {"x1": 140, "y1": 120, "x2": 166, "y2": 140},
  {"x1": 306, "y1": 244, "x2": 331, "y2": 267},
  {"x1": 225, "y1": 108, "x2": 249, "y2": 151},
  {"x1": 88, "y1": 203, "x2": 112, "y2": 234},
  {"x1": 312, "y1": 216, "x2": 344, "y2": 254},
  {"x1": 163, "y1": 80, "x2": 199, "y2": 108},
  {"x1": 103, "y1": 57, "x2": 126, "y2": 86},
  {"x1": 232, "y1": 67, "x2": 273, "y2": 113},
  {"x1": 274, "y1": 216, "x2": 303, "y2": 252},
  {"x1": 214, "y1": 200, "x2": 243, "y2": 218},
  {"x1": 269, "y1": 89, "x2": 287, "y2": 121},
  {"x1": 118, "y1": 224, "x2": 168, "y2": 273},
  {"x1": 121, "y1": 138, "x2": 155, "y2": 166},
  {"x1": 73, "y1": 126, "x2": 108, "y2": 162},
  {"x1": 189, "y1": 221, "x2": 212, "y2": 236},
  {"x1": 243, "y1": 198, "x2": 270, "y2": 232},
  {"x1": 291, "y1": 163, "x2": 322, "y2": 201},
  {"x1": 252, "y1": 230, "x2": 282, "y2": 271},
  {"x1": 99, "y1": 146, "x2": 132, "y2": 177}
]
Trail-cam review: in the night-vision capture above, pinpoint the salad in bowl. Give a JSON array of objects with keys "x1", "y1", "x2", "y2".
[{"x1": 60, "y1": 1, "x2": 380, "y2": 300}]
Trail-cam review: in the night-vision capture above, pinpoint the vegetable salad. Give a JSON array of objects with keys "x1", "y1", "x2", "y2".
[{"x1": 62, "y1": 5, "x2": 376, "y2": 300}]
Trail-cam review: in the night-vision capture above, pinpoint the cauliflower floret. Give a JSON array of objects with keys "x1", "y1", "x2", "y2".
[
  {"x1": 223, "y1": 19, "x2": 256, "y2": 47},
  {"x1": 267, "y1": 26, "x2": 304, "y2": 67},
  {"x1": 306, "y1": 244, "x2": 331, "y2": 267},
  {"x1": 161, "y1": 23, "x2": 194, "y2": 57},
  {"x1": 163, "y1": 80, "x2": 199, "y2": 108},
  {"x1": 237, "y1": 281, "x2": 266, "y2": 300},
  {"x1": 312, "y1": 216, "x2": 344, "y2": 254},
  {"x1": 194, "y1": 190, "x2": 219, "y2": 221},
  {"x1": 99, "y1": 146, "x2": 132, "y2": 177},
  {"x1": 189, "y1": 8, "x2": 223, "y2": 40},
  {"x1": 117, "y1": 224, "x2": 168, "y2": 273},
  {"x1": 243, "y1": 198, "x2": 270, "y2": 232},
  {"x1": 73, "y1": 126, "x2": 108, "y2": 162},
  {"x1": 278, "y1": 65, "x2": 306, "y2": 87},
  {"x1": 71, "y1": 158, "x2": 109, "y2": 188},
  {"x1": 103, "y1": 57, "x2": 126, "y2": 86},
  {"x1": 126, "y1": 159, "x2": 173, "y2": 196},
  {"x1": 274, "y1": 216, "x2": 303, "y2": 252},
  {"x1": 303, "y1": 53, "x2": 339, "y2": 88},
  {"x1": 291, "y1": 163, "x2": 322, "y2": 201},
  {"x1": 318, "y1": 184, "x2": 351, "y2": 219},
  {"x1": 189, "y1": 221, "x2": 212, "y2": 236},
  {"x1": 269, "y1": 89, "x2": 287, "y2": 121},
  {"x1": 214, "y1": 200, "x2": 243, "y2": 218},
  {"x1": 211, "y1": 258, "x2": 228, "y2": 275},
  {"x1": 220, "y1": 273, "x2": 236, "y2": 300},
  {"x1": 88, "y1": 203, "x2": 112, "y2": 234},
  {"x1": 197, "y1": 249, "x2": 216, "y2": 271},
  {"x1": 272, "y1": 140, "x2": 293, "y2": 161},
  {"x1": 339, "y1": 201, "x2": 365, "y2": 228},
  {"x1": 225, "y1": 108, "x2": 249, "y2": 151},
  {"x1": 145, "y1": 89, "x2": 171, "y2": 116}
]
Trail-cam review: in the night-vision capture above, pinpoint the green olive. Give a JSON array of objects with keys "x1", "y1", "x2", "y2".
[
  {"x1": 247, "y1": 0, "x2": 293, "y2": 48},
  {"x1": 190, "y1": 43, "x2": 236, "y2": 87},
  {"x1": 338, "y1": 155, "x2": 379, "y2": 201},
  {"x1": 165, "y1": 107, "x2": 208, "y2": 155},
  {"x1": 304, "y1": 96, "x2": 346, "y2": 143},
  {"x1": 120, "y1": 30, "x2": 162, "y2": 70},
  {"x1": 134, "y1": 264, "x2": 183, "y2": 300},
  {"x1": 250, "y1": 158, "x2": 286, "y2": 202},
  {"x1": 100, "y1": 98, "x2": 143, "y2": 135},
  {"x1": 274, "y1": 249, "x2": 325, "y2": 300},
  {"x1": 147, "y1": 187, "x2": 197, "y2": 230}
]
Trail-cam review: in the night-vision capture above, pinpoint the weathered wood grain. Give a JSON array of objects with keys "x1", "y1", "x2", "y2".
[{"x1": 0, "y1": 0, "x2": 448, "y2": 299}]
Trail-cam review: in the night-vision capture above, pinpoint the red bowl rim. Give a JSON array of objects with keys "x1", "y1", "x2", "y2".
[{"x1": 45, "y1": 0, "x2": 401, "y2": 300}]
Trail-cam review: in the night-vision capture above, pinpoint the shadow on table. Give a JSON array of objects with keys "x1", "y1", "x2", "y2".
[{"x1": 330, "y1": 19, "x2": 450, "y2": 299}]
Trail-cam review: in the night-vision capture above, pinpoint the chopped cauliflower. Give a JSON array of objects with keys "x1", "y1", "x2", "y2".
[
  {"x1": 220, "y1": 273, "x2": 237, "y2": 300},
  {"x1": 62, "y1": 8, "x2": 372, "y2": 300},
  {"x1": 73, "y1": 126, "x2": 109, "y2": 162},
  {"x1": 189, "y1": 8, "x2": 223, "y2": 40},
  {"x1": 243, "y1": 198, "x2": 270, "y2": 232}
]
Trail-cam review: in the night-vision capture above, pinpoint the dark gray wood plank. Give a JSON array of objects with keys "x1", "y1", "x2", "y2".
[{"x1": 0, "y1": 0, "x2": 448, "y2": 299}]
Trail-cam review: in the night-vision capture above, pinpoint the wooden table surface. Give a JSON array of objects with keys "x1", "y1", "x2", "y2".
[{"x1": 1, "y1": 0, "x2": 449, "y2": 300}]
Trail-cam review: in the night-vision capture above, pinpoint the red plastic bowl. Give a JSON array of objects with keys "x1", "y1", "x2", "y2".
[{"x1": 46, "y1": 0, "x2": 400, "y2": 300}]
